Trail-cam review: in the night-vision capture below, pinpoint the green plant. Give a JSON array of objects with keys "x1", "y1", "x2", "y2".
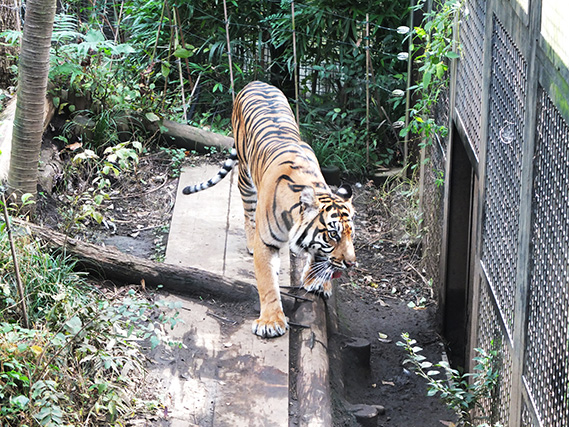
[
  {"x1": 303, "y1": 107, "x2": 371, "y2": 176},
  {"x1": 0, "y1": 221, "x2": 183, "y2": 424},
  {"x1": 189, "y1": 111, "x2": 232, "y2": 136},
  {"x1": 160, "y1": 147, "x2": 188, "y2": 178},
  {"x1": 151, "y1": 225, "x2": 169, "y2": 262},
  {"x1": 58, "y1": 140, "x2": 143, "y2": 231},
  {"x1": 401, "y1": 0, "x2": 463, "y2": 150},
  {"x1": 397, "y1": 333, "x2": 501, "y2": 427}
]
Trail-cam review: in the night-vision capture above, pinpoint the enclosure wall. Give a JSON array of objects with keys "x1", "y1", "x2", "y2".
[{"x1": 442, "y1": 0, "x2": 569, "y2": 425}]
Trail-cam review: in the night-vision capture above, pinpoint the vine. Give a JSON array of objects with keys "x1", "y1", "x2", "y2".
[{"x1": 402, "y1": 0, "x2": 463, "y2": 150}]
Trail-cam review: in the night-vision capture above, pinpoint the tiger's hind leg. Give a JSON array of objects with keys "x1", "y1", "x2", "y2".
[{"x1": 237, "y1": 165, "x2": 257, "y2": 254}]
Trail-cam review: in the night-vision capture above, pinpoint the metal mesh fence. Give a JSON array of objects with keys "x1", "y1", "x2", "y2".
[
  {"x1": 480, "y1": 14, "x2": 526, "y2": 336},
  {"x1": 474, "y1": 282, "x2": 513, "y2": 425},
  {"x1": 455, "y1": 0, "x2": 486, "y2": 153},
  {"x1": 522, "y1": 403, "x2": 536, "y2": 427},
  {"x1": 524, "y1": 87, "x2": 569, "y2": 426},
  {"x1": 421, "y1": 83, "x2": 448, "y2": 288},
  {"x1": 447, "y1": 0, "x2": 569, "y2": 424}
]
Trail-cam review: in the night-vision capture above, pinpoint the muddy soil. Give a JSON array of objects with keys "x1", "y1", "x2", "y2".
[{"x1": 36, "y1": 146, "x2": 456, "y2": 426}]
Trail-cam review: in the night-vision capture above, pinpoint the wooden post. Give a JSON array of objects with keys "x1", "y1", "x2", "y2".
[
  {"x1": 508, "y1": 0, "x2": 541, "y2": 424},
  {"x1": 295, "y1": 296, "x2": 332, "y2": 427}
]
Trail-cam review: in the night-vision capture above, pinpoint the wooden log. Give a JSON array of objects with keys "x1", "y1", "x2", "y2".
[
  {"x1": 289, "y1": 251, "x2": 333, "y2": 426},
  {"x1": 152, "y1": 119, "x2": 234, "y2": 153},
  {"x1": 294, "y1": 295, "x2": 333, "y2": 427},
  {"x1": 13, "y1": 218, "x2": 257, "y2": 302}
]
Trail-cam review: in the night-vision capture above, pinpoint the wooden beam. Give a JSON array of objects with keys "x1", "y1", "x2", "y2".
[{"x1": 294, "y1": 296, "x2": 333, "y2": 427}]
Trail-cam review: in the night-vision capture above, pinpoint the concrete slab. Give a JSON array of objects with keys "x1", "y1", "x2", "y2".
[
  {"x1": 214, "y1": 322, "x2": 289, "y2": 426},
  {"x1": 148, "y1": 163, "x2": 290, "y2": 426},
  {"x1": 166, "y1": 164, "x2": 290, "y2": 285},
  {"x1": 166, "y1": 164, "x2": 236, "y2": 277}
]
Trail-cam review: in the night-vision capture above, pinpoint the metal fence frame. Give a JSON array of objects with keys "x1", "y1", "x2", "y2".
[{"x1": 438, "y1": 0, "x2": 569, "y2": 425}]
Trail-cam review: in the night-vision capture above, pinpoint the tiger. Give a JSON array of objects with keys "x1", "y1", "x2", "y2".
[{"x1": 182, "y1": 81, "x2": 356, "y2": 338}]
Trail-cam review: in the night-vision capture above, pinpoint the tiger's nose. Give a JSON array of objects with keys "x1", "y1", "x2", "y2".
[{"x1": 344, "y1": 259, "x2": 356, "y2": 268}]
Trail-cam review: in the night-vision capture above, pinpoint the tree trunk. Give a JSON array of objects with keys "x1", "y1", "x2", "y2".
[
  {"x1": 7, "y1": 0, "x2": 56, "y2": 202},
  {"x1": 152, "y1": 119, "x2": 234, "y2": 153},
  {"x1": 0, "y1": 0, "x2": 19, "y2": 87},
  {"x1": 13, "y1": 218, "x2": 257, "y2": 302}
]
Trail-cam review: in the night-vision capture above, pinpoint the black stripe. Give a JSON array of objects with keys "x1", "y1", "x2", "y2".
[{"x1": 261, "y1": 237, "x2": 280, "y2": 251}]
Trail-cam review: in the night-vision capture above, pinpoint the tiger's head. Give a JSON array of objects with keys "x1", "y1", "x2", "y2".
[{"x1": 290, "y1": 184, "x2": 356, "y2": 297}]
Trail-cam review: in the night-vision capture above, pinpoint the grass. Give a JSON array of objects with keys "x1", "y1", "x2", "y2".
[{"x1": 371, "y1": 169, "x2": 423, "y2": 244}]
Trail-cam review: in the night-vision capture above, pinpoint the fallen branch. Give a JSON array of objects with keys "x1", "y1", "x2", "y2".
[
  {"x1": 150, "y1": 119, "x2": 234, "y2": 153},
  {"x1": 13, "y1": 218, "x2": 256, "y2": 302}
]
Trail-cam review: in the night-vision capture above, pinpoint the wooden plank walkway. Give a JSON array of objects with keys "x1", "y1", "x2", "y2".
[{"x1": 145, "y1": 164, "x2": 290, "y2": 426}]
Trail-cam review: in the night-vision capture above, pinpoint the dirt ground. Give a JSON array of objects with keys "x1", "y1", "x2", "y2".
[
  {"x1": 36, "y1": 145, "x2": 456, "y2": 426},
  {"x1": 326, "y1": 181, "x2": 456, "y2": 426}
]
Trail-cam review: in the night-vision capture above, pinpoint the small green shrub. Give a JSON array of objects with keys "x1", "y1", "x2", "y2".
[
  {"x1": 397, "y1": 332, "x2": 501, "y2": 427},
  {"x1": 159, "y1": 147, "x2": 188, "y2": 178}
]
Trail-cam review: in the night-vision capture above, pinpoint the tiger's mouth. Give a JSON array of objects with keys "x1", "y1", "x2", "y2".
[
  {"x1": 332, "y1": 270, "x2": 343, "y2": 279},
  {"x1": 314, "y1": 256, "x2": 344, "y2": 279}
]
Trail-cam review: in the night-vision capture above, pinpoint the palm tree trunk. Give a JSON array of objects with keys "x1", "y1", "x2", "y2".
[{"x1": 7, "y1": 0, "x2": 56, "y2": 202}]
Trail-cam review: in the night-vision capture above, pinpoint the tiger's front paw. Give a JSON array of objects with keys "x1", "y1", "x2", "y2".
[
  {"x1": 252, "y1": 313, "x2": 288, "y2": 338},
  {"x1": 303, "y1": 280, "x2": 332, "y2": 298}
]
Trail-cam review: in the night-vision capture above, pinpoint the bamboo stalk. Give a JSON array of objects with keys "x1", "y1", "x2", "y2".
[
  {"x1": 365, "y1": 13, "x2": 370, "y2": 166},
  {"x1": 222, "y1": 0, "x2": 235, "y2": 102},
  {"x1": 291, "y1": 0, "x2": 299, "y2": 123},
  {"x1": 172, "y1": 8, "x2": 187, "y2": 120},
  {"x1": 149, "y1": 0, "x2": 168, "y2": 66},
  {"x1": 1, "y1": 192, "x2": 29, "y2": 328},
  {"x1": 174, "y1": 6, "x2": 194, "y2": 89}
]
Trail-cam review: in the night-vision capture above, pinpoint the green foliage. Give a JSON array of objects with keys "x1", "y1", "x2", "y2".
[
  {"x1": 118, "y1": 0, "x2": 410, "y2": 171},
  {"x1": 397, "y1": 333, "x2": 502, "y2": 427},
  {"x1": 4, "y1": 0, "x2": 413, "y2": 173},
  {"x1": 47, "y1": 14, "x2": 157, "y2": 152},
  {"x1": 401, "y1": 0, "x2": 463, "y2": 148},
  {"x1": 0, "y1": 226, "x2": 181, "y2": 425},
  {"x1": 265, "y1": 0, "x2": 409, "y2": 172},
  {"x1": 55, "y1": 140, "x2": 143, "y2": 230},
  {"x1": 303, "y1": 111, "x2": 368, "y2": 175},
  {"x1": 159, "y1": 147, "x2": 188, "y2": 178}
]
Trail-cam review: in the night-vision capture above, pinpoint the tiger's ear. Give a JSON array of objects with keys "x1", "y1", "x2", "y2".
[
  {"x1": 300, "y1": 187, "x2": 319, "y2": 215},
  {"x1": 335, "y1": 184, "x2": 352, "y2": 201}
]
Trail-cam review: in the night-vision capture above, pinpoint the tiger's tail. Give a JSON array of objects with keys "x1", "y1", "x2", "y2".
[{"x1": 182, "y1": 148, "x2": 238, "y2": 194}]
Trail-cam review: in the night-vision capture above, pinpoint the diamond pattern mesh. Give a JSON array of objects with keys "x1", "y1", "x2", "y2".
[
  {"x1": 455, "y1": 0, "x2": 486, "y2": 152},
  {"x1": 480, "y1": 15, "x2": 527, "y2": 335},
  {"x1": 522, "y1": 402, "x2": 537, "y2": 427},
  {"x1": 474, "y1": 282, "x2": 513, "y2": 425},
  {"x1": 524, "y1": 87, "x2": 569, "y2": 426}
]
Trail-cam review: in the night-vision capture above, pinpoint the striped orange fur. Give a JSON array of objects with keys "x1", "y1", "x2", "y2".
[{"x1": 183, "y1": 81, "x2": 356, "y2": 338}]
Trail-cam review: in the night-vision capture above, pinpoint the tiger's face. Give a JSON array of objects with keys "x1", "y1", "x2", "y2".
[{"x1": 290, "y1": 185, "x2": 356, "y2": 297}]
